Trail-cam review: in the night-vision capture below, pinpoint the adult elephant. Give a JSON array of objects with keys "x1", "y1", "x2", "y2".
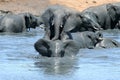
[
  {"x1": 106, "y1": 3, "x2": 120, "y2": 29},
  {"x1": 40, "y1": 4, "x2": 77, "y2": 40},
  {"x1": 63, "y1": 12, "x2": 102, "y2": 33},
  {"x1": 95, "y1": 38, "x2": 120, "y2": 48},
  {"x1": 0, "y1": 13, "x2": 38, "y2": 33},
  {"x1": 81, "y1": 4, "x2": 112, "y2": 30},
  {"x1": 34, "y1": 31, "x2": 100, "y2": 57}
]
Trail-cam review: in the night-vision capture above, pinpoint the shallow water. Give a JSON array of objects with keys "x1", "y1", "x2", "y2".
[{"x1": 0, "y1": 29, "x2": 120, "y2": 80}]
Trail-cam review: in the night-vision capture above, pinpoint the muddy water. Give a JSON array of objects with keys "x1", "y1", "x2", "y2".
[{"x1": 0, "y1": 29, "x2": 120, "y2": 80}]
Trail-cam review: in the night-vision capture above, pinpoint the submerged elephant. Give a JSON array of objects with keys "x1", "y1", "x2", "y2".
[
  {"x1": 66, "y1": 31, "x2": 101, "y2": 49},
  {"x1": 40, "y1": 4, "x2": 77, "y2": 40},
  {"x1": 95, "y1": 38, "x2": 120, "y2": 48},
  {"x1": 0, "y1": 13, "x2": 38, "y2": 33},
  {"x1": 34, "y1": 38, "x2": 79, "y2": 57},
  {"x1": 34, "y1": 31, "x2": 101, "y2": 57}
]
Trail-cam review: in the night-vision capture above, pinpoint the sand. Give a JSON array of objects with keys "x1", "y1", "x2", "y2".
[{"x1": 0, "y1": 0, "x2": 120, "y2": 15}]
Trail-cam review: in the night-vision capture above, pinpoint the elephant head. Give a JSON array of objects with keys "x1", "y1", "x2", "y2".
[
  {"x1": 51, "y1": 10, "x2": 70, "y2": 40},
  {"x1": 80, "y1": 12, "x2": 102, "y2": 31},
  {"x1": 34, "y1": 39, "x2": 79, "y2": 57},
  {"x1": 19, "y1": 13, "x2": 38, "y2": 31},
  {"x1": 95, "y1": 38, "x2": 120, "y2": 48},
  {"x1": 40, "y1": 5, "x2": 72, "y2": 40}
]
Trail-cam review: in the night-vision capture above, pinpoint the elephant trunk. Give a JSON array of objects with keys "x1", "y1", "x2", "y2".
[
  {"x1": 52, "y1": 17, "x2": 61, "y2": 40},
  {"x1": 91, "y1": 21, "x2": 102, "y2": 31}
]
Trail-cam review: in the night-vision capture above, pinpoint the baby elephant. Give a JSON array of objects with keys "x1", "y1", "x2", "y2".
[{"x1": 95, "y1": 38, "x2": 120, "y2": 48}]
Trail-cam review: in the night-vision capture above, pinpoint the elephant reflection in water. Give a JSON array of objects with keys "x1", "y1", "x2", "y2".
[{"x1": 34, "y1": 57, "x2": 78, "y2": 74}]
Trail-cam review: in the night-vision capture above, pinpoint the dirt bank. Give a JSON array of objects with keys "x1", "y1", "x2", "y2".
[{"x1": 0, "y1": 0, "x2": 120, "y2": 15}]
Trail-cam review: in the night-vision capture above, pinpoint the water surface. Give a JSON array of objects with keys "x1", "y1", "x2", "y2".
[{"x1": 0, "y1": 29, "x2": 120, "y2": 80}]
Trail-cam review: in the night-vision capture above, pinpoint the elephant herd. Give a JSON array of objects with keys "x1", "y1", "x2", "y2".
[
  {"x1": 34, "y1": 2, "x2": 120, "y2": 57},
  {"x1": 1, "y1": 2, "x2": 120, "y2": 57}
]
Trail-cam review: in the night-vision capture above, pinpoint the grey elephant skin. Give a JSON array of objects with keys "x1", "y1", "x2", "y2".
[
  {"x1": 34, "y1": 38, "x2": 79, "y2": 57},
  {"x1": 40, "y1": 4, "x2": 78, "y2": 40},
  {"x1": 66, "y1": 31, "x2": 100, "y2": 49},
  {"x1": 0, "y1": 13, "x2": 38, "y2": 33},
  {"x1": 63, "y1": 11, "x2": 102, "y2": 33},
  {"x1": 95, "y1": 38, "x2": 120, "y2": 48},
  {"x1": 106, "y1": 3, "x2": 120, "y2": 29},
  {"x1": 81, "y1": 3, "x2": 120, "y2": 30},
  {"x1": 34, "y1": 31, "x2": 100, "y2": 57}
]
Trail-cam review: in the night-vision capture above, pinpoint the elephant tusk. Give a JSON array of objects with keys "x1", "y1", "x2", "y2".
[
  {"x1": 60, "y1": 25, "x2": 63, "y2": 28},
  {"x1": 93, "y1": 25, "x2": 102, "y2": 31}
]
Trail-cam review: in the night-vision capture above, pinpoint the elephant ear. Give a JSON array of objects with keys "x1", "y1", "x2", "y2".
[
  {"x1": 63, "y1": 40, "x2": 79, "y2": 56},
  {"x1": 106, "y1": 3, "x2": 117, "y2": 21},
  {"x1": 34, "y1": 38, "x2": 51, "y2": 56},
  {"x1": 63, "y1": 13, "x2": 82, "y2": 32}
]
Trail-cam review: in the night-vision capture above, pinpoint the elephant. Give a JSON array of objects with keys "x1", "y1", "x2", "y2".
[
  {"x1": 63, "y1": 12, "x2": 102, "y2": 33},
  {"x1": 34, "y1": 31, "x2": 101, "y2": 57},
  {"x1": 95, "y1": 38, "x2": 120, "y2": 48},
  {"x1": 0, "y1": 13, "x2": 38, "y2": 33},
  {"x1": 40, "y1": 4, "x2": 77, "y2": 40},
  {"x1": 65, "y1": 31, "x2": 102, "y2": 49},
  {"x1": 34, "y1": 38, "x2": 79, "y2": 57},
  {"x1": 106, "y1": 3, "x2": 120, "y2": 29},
  {"x1": 81, "y1": 3, "x2": 113, "y2": 30},
  {"x1": 115, "y1": 20, "x2": 120, "y2": 29}
]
